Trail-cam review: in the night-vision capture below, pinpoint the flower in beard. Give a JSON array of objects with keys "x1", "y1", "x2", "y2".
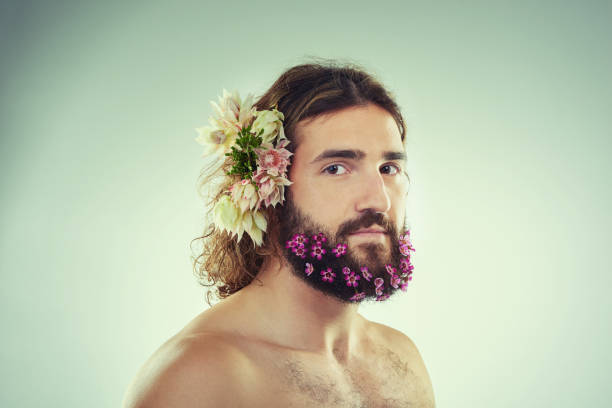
[
  {"x1": 350, "y1": 292, "x2": 366, "y2": 301},
  {"x1": 310, "y1": 244, "x2": 326, "y2": 260},
  {"x1": 385, "y1": 264, "x2": 397, "y2": 276},
  {"x1": 293, "y1": 245, "x2": 306, "y2": 259},
  {"x1": 374, "y1": 277, "x2": 385, "y2": 296},
  {"x1": 399, "y1": 230, "x2": 415, "y2": 256},
  {"x1": 399, "y1": 244, "x2": 413, "y2": 257},
  {"x1": 399, "y1": 230, "x2": 414, "y2": 249},
  {"x1": 399, "y1": 257, "x2": 412, "y2": 272},
  {"x1": 360, "y1": 266, "x2": 372, "y2": 282},
  {"x1": 345, "y1": 271, "x2": 360, "y2": 287},
  {"x1": 292, "y1": 233, "x2": 309, "y2": 247},
  {"x1": 332, "y1": 243, "x2": 347, "y2": 257},
  {"x1": 305, "y1": 263, "x2": 314, "y2": 276},
  {"x1": 390, "y1": 274, "x2": 401, "y2": 289},
  {"x1": 321, "y1": 268, "x2": 335, "y2": 283},
  {"x1": 311, "y1": 233, "x2": 327, "y2": 244}
]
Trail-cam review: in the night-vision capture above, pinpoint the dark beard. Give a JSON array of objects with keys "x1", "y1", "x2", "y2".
[{"x1": 275, "y1": 194, "x2": 413, "y2": 304}]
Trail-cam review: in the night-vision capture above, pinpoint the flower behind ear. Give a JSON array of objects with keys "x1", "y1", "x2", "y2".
[{"x1": 196, "y1": 89, "x2": 291, "y2": 246}]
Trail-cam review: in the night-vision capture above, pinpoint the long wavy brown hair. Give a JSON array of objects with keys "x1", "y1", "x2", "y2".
[{"x1": 191, "y1": 59, "x2": 407, "y2": 307}]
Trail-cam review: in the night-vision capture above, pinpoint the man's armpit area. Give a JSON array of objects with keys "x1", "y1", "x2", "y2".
[{"x1": 122, "y1": 334, "x2": 247, "y2": 408}]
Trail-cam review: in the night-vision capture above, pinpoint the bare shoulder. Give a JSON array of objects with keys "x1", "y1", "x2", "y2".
[
  {"x1": 370, "y1": 321, "x2": 423, "y2": 356},
  {"x1": 368, "y1": 320, "x2": 436, "y2": 406},
  {"x1": 122, "y1": 331, "x2": 251, "y2": 408}
]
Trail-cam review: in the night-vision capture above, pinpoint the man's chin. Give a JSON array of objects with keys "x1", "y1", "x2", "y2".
[{"x1": 349, "y1": 242, "x2": 391, "y2": 267}]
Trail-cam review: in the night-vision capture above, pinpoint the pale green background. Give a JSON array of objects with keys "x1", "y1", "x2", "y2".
[{"x1": 1, "y1": 0, "x2": 610, "y2": 407}]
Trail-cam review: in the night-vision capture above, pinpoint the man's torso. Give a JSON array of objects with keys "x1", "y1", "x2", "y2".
[{"x1": 178, "y1": 305, "x2": 435, "y2": 408}]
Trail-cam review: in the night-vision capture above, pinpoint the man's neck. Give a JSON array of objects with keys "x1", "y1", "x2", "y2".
[{"x1": 230, "y1": 254, "x2": 365, "y2": 361}]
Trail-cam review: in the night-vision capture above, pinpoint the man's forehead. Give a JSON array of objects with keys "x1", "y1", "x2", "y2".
[{"x1": 294, "y1": 104, "x2": 405, "y2": 161}]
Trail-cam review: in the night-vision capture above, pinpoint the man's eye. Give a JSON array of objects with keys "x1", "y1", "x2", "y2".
[
  {"x1": 380, "y1": 164, "x2": 400, "y2": 175},
  {"x1": 323, "y1": 164, "x2": 348, "y2": 175}
]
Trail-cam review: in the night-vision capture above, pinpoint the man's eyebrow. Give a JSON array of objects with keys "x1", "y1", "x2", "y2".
[
  {"x1": 310, "y1": 149, "x2": 365, "y2": 164},
  {"x1": 310, "y1": 149, "x2": 407, "y2": 164},
  {"x1": 383, "y1": 151, "x2": 407, "y2": 162}
]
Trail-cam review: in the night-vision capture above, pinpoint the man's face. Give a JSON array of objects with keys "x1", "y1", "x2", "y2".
[{"x1": 275, "y1": 104, "x2": 413, "y2": 303}]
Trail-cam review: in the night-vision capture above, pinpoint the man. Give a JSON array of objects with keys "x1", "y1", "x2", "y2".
[{"x1": 123, "y1": 62, "x2": 436, "y2": 407}]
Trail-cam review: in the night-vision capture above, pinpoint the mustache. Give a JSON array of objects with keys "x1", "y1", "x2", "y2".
[{"x1": 336, "y1": 210, "x2": 395, "y2": 239}]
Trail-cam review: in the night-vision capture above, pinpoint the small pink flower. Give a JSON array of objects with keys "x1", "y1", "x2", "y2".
[
  {"x1": 321, "y1": 268, "x2": 335, "y2": 283},
  {"x1": 350, "y1": 292, "x2": 366, "y2": 301},
  {"x1": 390, "y1": 274, "x2": 401, "y2": 289},
  {"x1": 332, "y1": 243, "x2": 347, "y2": 257},
  {"x1": 294, "y1": 246, "x2": 306, "y2": 259},
  {"x1": 399, "y1": 257, "x2": 411, "y2": 272},
  {"x1": 385, "y1": 264, "x2": 397, "y2": 276},
  {"x1": 374, "y1": 277, "x2": 384, "y2": 296},
  {"x1": 398, "y1": 230, "x2": 415, "y2": 256},
  {"x1": 311, "y1": 233, "x2": 327, "y2": 243},
  {"x1": 292, "y1": 233, "x2": 309, "y2": 246},
  {"x1": 305, "y1": 263, "x2": 314, "y2": 276},
  {"x1": 285, "y1": 240, "x2": 296, "y2": 249},
  {"x1": 255, "y1": 143, "x2": 292, "y2": 176},
  {"x1": 376, "y1": 293, "x2": 390, "y2": 302},
  {"x1": 400, "y1": 244, "x2": 415, "y2": 257},
  {"x1": 360, "y1": 266, "x2": 372, "y2": 281},
  {"x1": 310, "y1": 245, "x2": 326, "y2": 260},
  {"x1": 345, "y1": 272, "x2": 360, "y2": 288},
  {"x1": 342, "y1": 267, "x2": 352, "y2": 275}
]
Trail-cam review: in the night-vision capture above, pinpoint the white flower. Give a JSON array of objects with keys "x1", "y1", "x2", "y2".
[
  {"x1": 241, "y1": 210, "x2": 267, "y2": 246},
  {"x1": 195, "y1": 121, "x2": 234, "y2": 157},
  {"x1": 213, "y1": 191, "x2": 268, "y2": 246},
  {"x1": 210, "y1": 89, "x2": 256, "y2": 136},
  {"x1": 196, "y1": 90, "x2": 257, "y2": 157},
  {"x1": 213, "y1": 195, "x2": 240, "y2": 234},
  {"x1": 230, "y1": 179, "x2": 260, "y2": 213},
  {"x1": 251, "y1": 108, "x2": 285, "y2": 144}
]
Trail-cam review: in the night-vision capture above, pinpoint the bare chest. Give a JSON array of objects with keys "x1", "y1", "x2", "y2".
[{"x1": 240, "y1": 343, "x2": 434, "y2": 408}]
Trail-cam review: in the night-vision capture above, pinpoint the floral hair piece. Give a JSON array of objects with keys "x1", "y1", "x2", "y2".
[{"x1": 195, "y1": 89, "x2": 292, "y2": 246}]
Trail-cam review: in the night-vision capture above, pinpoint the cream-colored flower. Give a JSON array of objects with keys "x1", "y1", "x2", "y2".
[
  {"x1": 196, "y1": 90, "x2": 258, "y2": 157},
  {"x1": 230, "y1": 179, "x2": 260, "y2": 213},
  {"x1": 210, "y1": 89, "x2": 257, "y2": 137},
  {"x1": 251, "y1": 108, "x2": 285, "y2": 144},
  {"x1": 213, "y1": 191, "x2": 268, "y2": 246},
  {"x1": 240, "y1": 210, "x2": 267, "y2": 246},
  {"x1": 213, "y1": 195, "x2": 240, "y2": 234},
  {"x1": 195, "y1": 121, "x2": 234, "y2": 157}
]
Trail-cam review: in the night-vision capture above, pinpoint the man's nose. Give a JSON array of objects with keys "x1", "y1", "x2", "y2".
[{"x1": 355, "y1": 170, "x2": 391, "y2": 214}]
